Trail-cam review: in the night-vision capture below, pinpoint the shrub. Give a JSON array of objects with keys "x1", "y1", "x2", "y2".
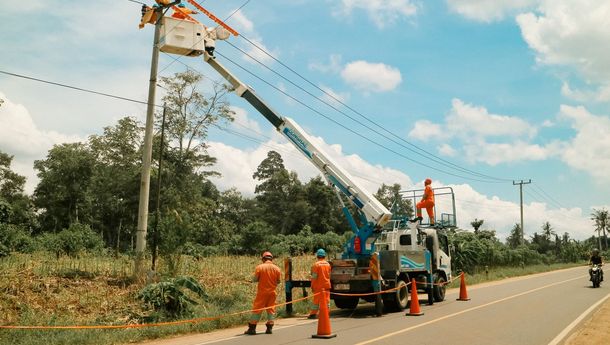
[{"x1": 138, "y1": 276, "x2": 207, "y2": 318}]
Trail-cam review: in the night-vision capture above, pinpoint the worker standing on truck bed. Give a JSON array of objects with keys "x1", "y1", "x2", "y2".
[
  {"x1": 245, "y1": 251, "x2": 281, "y2": 335},
  {"x1": 415, "y1": 178, "x2": 435, "y2": 225},
  {"x1": 308, "y1": 248, "x2": 331, "y2": 319}
]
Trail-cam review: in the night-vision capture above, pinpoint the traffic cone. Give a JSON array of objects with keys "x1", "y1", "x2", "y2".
[
  {"x1": 406, "y1": 279, "x2": 423, "y2": 316},
  {"x1": 457, "y1": 272, "x2": 470, "y2": 301},
  {"x1": 312, "y1": 290, "x2": 336, "y2": 339}
]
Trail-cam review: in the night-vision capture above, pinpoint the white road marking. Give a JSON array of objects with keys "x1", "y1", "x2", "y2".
[
  {"x1": 192, "y1": 320, "x2": 318, "y2": 345},
  {"x1": 547, "y1": 291, "x2": 610, "y2": 345},
  {"x1": 356, "y1": 275, "x2": 585, "y2": 345}
]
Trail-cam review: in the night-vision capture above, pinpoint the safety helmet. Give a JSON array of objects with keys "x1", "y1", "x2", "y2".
[
  {"x1": 316, "y1": 248, "x2": 326, "y2": 258},
  {"x1": 592, "y1": 248, "x2": 600, "y2": 255},
  {"x1": 425, "y1": 178, "x2": 432, "y2": 185},
  {"x1": 262, "y1": 251, "x2": 273, "y2": 260},
  {"x1": 178, "y1": 3, "x2": 186, "y2": 7}
]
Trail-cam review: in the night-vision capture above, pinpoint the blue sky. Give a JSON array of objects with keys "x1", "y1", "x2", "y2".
[{"x1": 0, "y1": 0, "x2": 609, "y2": 240}]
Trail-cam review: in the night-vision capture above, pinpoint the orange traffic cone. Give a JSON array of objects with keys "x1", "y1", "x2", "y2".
[
  {"x1": 406, "y1": 279, "x2": 424, "y2": 316},
  {"x1": 457, "y1": 272, "x2": 470, "y2": 301},
  {"x1": 312, "y1": 290, "x2": 336, "y2": 339}
]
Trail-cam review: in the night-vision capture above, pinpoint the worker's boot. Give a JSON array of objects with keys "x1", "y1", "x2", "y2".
[
  {"x1": 265, "y1": 323, "x2": 273, "y2": 334},
  {"x1": 244, "y1": 323, "x2": 257, "y2": 335}
]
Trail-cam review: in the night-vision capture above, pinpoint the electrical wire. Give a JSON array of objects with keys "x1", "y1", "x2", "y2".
[
  {"x1": 214, "y1": 51, "x2": 504, "y2": 184},
  {"x1": 0, "y1": 70, "x2": 161, "y2": 108}
]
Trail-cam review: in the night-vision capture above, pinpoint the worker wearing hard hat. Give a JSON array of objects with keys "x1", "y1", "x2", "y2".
[
  {"x1": 245, "y1": 251, "x2": 282, "y2": 335},
  {"x1": 171, "y1": 3, "x2": 198, "y2": 20},
  {"x1": 415, "y1": 178, "x2": 435, "y2": 225},
  {"x1": 308, "y1": 248, "x2": 332, "y2": 319}
]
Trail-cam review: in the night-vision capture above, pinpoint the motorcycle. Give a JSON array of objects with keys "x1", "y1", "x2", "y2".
[{"x1": 591, "y1": 264, "x2": 603, "y2": 288}]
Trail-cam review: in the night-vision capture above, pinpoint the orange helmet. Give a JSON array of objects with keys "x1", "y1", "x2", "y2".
[
  {"x1": 262, "y1": 251, "x2": 273, "y2": 260},
  {"x1": 425, "y1": 178, "x2": 432, "y2": 185}
]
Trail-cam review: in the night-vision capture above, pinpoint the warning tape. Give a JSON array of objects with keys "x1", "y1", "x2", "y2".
[{"x1": 0, "y1": 293, "x2": 320, "y2": 330}]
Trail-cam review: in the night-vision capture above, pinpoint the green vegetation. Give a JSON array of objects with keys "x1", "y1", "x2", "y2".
[{"x1": 0, "y1": 69, "x2": 607, "y2": 344}]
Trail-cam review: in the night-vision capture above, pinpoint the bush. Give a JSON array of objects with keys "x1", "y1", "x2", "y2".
[
  {"x1": 138, "y1": 276, "x2": 207, "y2": 318},
  {"x1": 36, "y1": 223, "x2": 104, "y2": 257}
]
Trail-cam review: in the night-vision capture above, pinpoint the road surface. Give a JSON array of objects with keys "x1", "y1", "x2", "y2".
[{"x1": 141, "y1": 266, "x2": 610, "y2": 345}]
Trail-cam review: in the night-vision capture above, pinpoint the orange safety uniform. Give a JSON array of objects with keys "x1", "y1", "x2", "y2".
[
  {"x1": 249, "y1": 259, "x2": 281, "y2": 325},
  {"x1": 416, "y1": 179, "x2": 435, "y2": 225},
  {"x1": 309, "y1": 258, "x2": 331, "y2": 316},
  {"x1": 171, "y1": 6, "x2": 198, "y2": 20}
]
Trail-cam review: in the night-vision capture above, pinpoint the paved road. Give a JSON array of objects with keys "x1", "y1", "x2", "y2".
[{"x1": 141, "y1": 267, "x2": 610, "y2": 345}]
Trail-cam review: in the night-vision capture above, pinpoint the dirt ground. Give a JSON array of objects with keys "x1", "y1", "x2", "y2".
[{"x1": 564, "y1": 296, "x2": 610, "y2": 345}]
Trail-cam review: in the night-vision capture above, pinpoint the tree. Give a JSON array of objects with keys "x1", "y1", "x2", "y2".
[
  {"x1": 304, "y1": 177, "x2": 346, "y2": 234},
  {"x1": 506, "y1": 223, "x2": 522, "y2": 249},
  {"x1": 0, "y1": 151, "x2": 35, "y2": 227},
  {"x1": 591, "y1": 208, "x2": 609, "y2": 250},
  {"x1": 159, "y1": 70, "x2": 234, "y2": 172},
  {"x1": 89, "y1": 117, "x2": 143, "y2": 249},
  {"x1": 253, "y1": 151, "x2": 306, "y2": 234},
  {"x1": 471, "y1": 218, "x2": 484, "y2": 234},
  {"x1": 374, "y1": 183, "x2": 413, "y2": 220},
  {"x1": 34, "y1": 143, "x2": 95, "y2": 232}
]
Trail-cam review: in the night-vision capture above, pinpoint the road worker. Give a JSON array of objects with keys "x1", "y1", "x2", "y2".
[
  {"x1": 245, "y1": 251, "x2": 281, "y2": 335},
  {"x1": 171, "y1": 3, "x2": 198, "y2": 20},
  {"x1": 138, "y1": 4, "x2": 159, "y2": 29},
  {"x1": 414, "y1": 178, "x2": 435, "y2": 225},
  {"x1": 308, "y1": 248, "x2": 331, "y2": 319}
]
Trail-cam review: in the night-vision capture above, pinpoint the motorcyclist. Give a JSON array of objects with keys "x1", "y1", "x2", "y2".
[{"x1": 589, "y1": 248, "x2": 603, "y2": 282}]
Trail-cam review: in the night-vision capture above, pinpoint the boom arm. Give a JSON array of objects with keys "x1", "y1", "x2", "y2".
[{"x1": 203, "y1": 53, "x2": 391, "y2": 231}]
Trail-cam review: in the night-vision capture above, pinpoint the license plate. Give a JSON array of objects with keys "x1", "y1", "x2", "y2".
[{"x1": 334, "y1": 284, "x2": 350, "y2": 290}]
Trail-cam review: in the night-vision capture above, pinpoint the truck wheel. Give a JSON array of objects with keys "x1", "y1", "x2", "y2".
[
  {"x1": 433, "y1": 274, "x2": 446, "y2": 302},
  {"x1": 393, "y1": 280, "x2": 409, "y2": 311},
  {"x1": 334, "y1": 297, "x2": 359, "y2": 310}
]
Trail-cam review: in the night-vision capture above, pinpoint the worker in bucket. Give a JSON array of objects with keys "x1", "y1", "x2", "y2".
[
  {"x1": 171, "y1": 3, "x2": 198, "y2": 20},
  {"x1": 245, "y1": 251, "x2": 281, "y2": 335},
  {"x1": 414, "y1": 178, "x2": 435, "y2": 225},
  {"x1": 308, "y1": 248, "x2": 332, "y2": 319}
]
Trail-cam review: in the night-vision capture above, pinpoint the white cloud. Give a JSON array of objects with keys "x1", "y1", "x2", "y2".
[
  {"x1": 463, "y1": 140, "x2": 556, "y2": 165},
  {"x1": 408, "y1": 120, "x2": 444, "y2": 141},
  {"x1": 447, "y1": 99, "x2": 536, "y2": 139},
  {"x1": 557, "y1": 105, "x2": 610, "y2": 182},
  {"x1": 334, "y1": 0, "x2": 418, "y2": 29},
  {"x1": 230, "y1": 10, "x2": 278, "y2": 65},
  {"x1": 561, "y1": 82, "x2": 610, "y2": 103},
  {"x1": 341, "y1": 61, "x2": 402, "y2": 93},
  {"x1": 408, "y1": 99, "x2": 556, "y2": 165},
  {"x1": 446, "y1": 0, "x2": 538, "y2": 23},
  {"x1": 0, "y1": 92, "x2": 83, "y2": 193},
  {"x1": 309, "y1": 54, "x2": 343, "y2": 74},
  {"x1": 229, "y1": 106, "x2": 262, "y2": 134},
  {"x1": 320, "y1": 85, "x2": 350, "y2": 107},
  {"x1": 517, "y1": 1, "x2": 610, "y2": 84},
  {"x1": 208, "y1": 132, "x2": 412, "y2": 196},
  {"x1": 438, "y1": 143, "x2": 456, "y2": 157}
]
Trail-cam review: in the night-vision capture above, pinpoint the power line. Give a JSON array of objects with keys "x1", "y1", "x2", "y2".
[
  {"x1": 0, "y1": 70, "x2": 160, "y2": 108},
  {"x1": 147, "y1": 0, "x2": 510, "y2": 183},
  {"x1": 224, "y1": 38, "x2": 511, "y2": 183},
  {"x1": 214, "y1": 51, "x2": 504, "y2": 184}
]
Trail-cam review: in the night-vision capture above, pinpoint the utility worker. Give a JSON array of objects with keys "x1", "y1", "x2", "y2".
[
  {"x1": 245, "y1": 251, "x2": 281, "y2": 335},
  {"x1": 589, "y1": 248, "x2": 604, "y2": 281},
  {"x1": 308, "y1": 248, "x2": 331, "y2": 319},
  {"x1": 414, "y1": 178, "x2": 435, "y2": 225},
  {"x1": 138, "y1": 4, "x2": 159, "y2": 29},
  {"x1": 171, "y1": 3, "x2": 198, "y2": 20}
]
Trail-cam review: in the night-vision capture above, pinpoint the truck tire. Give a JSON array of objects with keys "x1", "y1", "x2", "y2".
[
  {"x1": 433, "y1": 274, "x2": 446, "y2": 302},
  {"x1": 334, "y1": 297, "x2": 359, "y2": 310},
  {"x1": 383, "y1": 279, "x2": 409, "y2": 312}
]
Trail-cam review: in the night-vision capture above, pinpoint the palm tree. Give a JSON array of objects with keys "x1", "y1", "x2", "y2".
[
  {"x1": 471, "y1": 218, "x2": 484, "y2": 234},
  {"x1": 591, "y1": 209, "x2": 609, "y2": 250}
]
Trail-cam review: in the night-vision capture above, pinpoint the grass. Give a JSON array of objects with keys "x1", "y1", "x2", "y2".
[{"x1": 0, "y1": 253, "x2": 585, "y2": 345}]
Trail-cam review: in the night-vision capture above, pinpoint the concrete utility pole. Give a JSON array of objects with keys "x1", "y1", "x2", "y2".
[
  {"x1": 135, "y1": 1, "x2": 179, "y2": 279},
  {"x1": 513, "y1": 179, "x2": 531, "y2": 245}
]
